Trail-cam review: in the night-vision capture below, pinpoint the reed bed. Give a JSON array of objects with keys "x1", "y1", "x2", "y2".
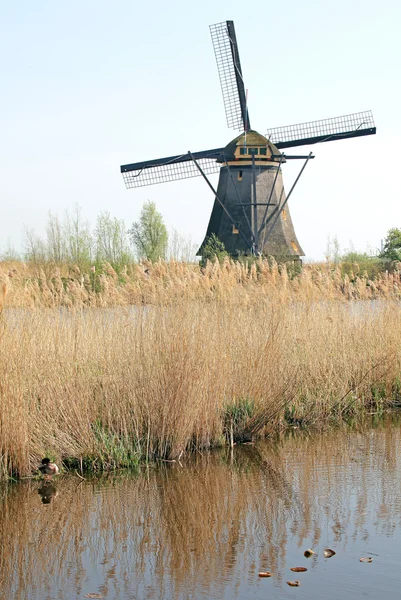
[
  {"x1": 1, "y1": 258, "x2": 401, "y2": 308},
  {"x1": 0, "y1": 258, "x2": 400, "y2": 479}
]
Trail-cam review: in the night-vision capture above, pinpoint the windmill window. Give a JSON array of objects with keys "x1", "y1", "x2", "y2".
[
  {"x1": 260, "y1": 148, "x2": 267, "y2": 155},
  {"x1": 282, "y1": 208, "x2": 287, "y2": 221},
  {"x1": 240, "y1": 147, "x2": 247, "y2": 155},
  {"x1": 248, "y1": 147, "x2": 258, "y2": 155},
  {"x1": 291, "y1": 241, "x2": 299, "y2": 252},
  {"x1": 232, "y1": 224, "x2": 239, "y2": 234},
  {"x1": 237, "y1": 170, "x2": 243, "y2": 181}
]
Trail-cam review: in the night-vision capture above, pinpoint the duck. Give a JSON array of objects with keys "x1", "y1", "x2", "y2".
[{"x1": 38, "y1": 458, "x2": 59, "y2": 478}]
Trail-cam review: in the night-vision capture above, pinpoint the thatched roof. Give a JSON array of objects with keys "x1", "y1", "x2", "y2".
[{"x1": 219, "y1": 129, "x2": 281, "y2": 161}]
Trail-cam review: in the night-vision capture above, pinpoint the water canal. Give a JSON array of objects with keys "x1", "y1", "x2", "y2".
[{"x1": 1, "y1": 418, "x2": 401, "y2": 599}]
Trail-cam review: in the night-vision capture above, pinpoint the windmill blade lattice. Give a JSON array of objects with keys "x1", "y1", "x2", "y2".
[
  {"x1": 121, "y1": 149, "x2": 223, "y2": 189},
  {"x1": 267, "y1": 111, "x2": 376, "y2": 149},
  {"x1": 210, "y1": 21, "x2": 250, "y2": 131}
]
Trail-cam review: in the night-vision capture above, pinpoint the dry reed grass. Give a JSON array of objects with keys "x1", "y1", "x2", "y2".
[
  {"x1": 1, "y1": 258, "x2": 401, "y2": 308},
  {"x1": 0, "y1": 258, "x2": 400, "y2": 479}
]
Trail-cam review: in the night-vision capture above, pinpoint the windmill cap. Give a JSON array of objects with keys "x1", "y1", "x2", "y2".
[{"x1": 218, "y1": 129, "x2": 282, "y2": 163}]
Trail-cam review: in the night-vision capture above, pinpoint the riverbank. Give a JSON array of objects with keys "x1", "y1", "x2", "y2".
[
  {"x1": 2, "y1": 421, "x2": 401, "y2": 600},
  {"x1": 1, "y1": 259, "x2": 401, "y2": 479}
]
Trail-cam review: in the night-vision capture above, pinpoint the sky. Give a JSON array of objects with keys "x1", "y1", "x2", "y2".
[{"x1": 0, "y1": 0, "x2": 400, "y2": 261}]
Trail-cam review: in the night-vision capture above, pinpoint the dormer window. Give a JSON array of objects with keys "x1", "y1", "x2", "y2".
[{"x1": 238, "y1": 147, "x2": 264, "y2": 156}]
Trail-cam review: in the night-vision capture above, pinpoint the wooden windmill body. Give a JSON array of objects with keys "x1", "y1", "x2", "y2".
[
  {"x1": 121, "y1": 21, "x2": 376, "y2": 259},
  {"x1": 202, "y1": 130, "x2": 304, "y2": 258}
]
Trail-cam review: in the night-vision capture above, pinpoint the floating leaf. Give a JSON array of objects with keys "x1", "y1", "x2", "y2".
[
  {"x1": 258, "y1": 571, "x2": 273, "y2": 577},
  {"x1": 324, "y1": 548, "x2": 336, "y2": 558},
  {"x1": 304, "y1": 549, "x2": 315, "y2": 558},
  {"x1": 287, "y1": 580, "x2": 301, "y2": 587},
  {"x1": 290, "y1": 567, "x2": 307, "y2": 572},
  {"x1": 360, "y1": 557, "x2": 373, "y2": 563}
]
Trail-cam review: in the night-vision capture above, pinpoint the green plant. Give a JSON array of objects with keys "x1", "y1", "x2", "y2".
[
  {"x1": 379, "y1": 228, "x2": 401, "y2": 262},
  {"x1": 128, "y1": 200, "x2": 168, "y2": 262},
  {"x1": 223, "y1": 398, "x2": 255, "y2": 445},
  {"x1": 94, "y1": 212, "x2": 133, "y2": 268},
  {"x1": 200, "y1": 234, "x2": 228, "y2": 267},
  {"x1": 91, "y1": 420, "x2": 140, "y2": 470}
]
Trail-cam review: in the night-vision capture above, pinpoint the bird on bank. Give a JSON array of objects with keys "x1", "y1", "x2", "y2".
[{"x1": 38, "y1": 458, "x2": 59, "y2": 479}]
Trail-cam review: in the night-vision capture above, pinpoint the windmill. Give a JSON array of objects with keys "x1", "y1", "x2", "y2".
[{"x1": 121, "y1": 20, "x2": 376, "y2": 259}]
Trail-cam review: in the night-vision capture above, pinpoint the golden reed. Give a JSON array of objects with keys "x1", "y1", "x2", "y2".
[{"x1": 0, "y1": 258, "x2": 400, "y2": 479}]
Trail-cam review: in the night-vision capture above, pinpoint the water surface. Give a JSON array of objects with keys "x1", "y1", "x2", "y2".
[{"x1": 1, "y1": 420, "x2": 401, "y2": 599}]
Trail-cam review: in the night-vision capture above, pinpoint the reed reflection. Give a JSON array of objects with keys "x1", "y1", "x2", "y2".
[{"x1": 0, "y1": 421, "x2": 400, "y2": 600}]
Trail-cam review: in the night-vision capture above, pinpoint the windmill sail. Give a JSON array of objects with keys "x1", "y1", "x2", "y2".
[
  {"x1": 121, "y1": 148, "x2": 223, "y2": 189},
  {"x1": 210, "y1": 21, "x2": 250, "y2": 131},
  {"x1": 267, "y1": 111, "x2": 376, "y2": 149}
]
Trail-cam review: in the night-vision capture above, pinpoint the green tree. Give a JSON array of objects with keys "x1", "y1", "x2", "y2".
[
  {"x1": 95, "y1": 212, "x2": 133, "y2": 266},
  {"x1": 63, "y1": 204, "x2": 93, "y2": 268},
  {"x1": 128, "y1": 201, "x2": 168, "y2": 262},
  {"x1": 46, "y1": 211, "x2": 65, "y2": 263},
  {"x1": 23, "y1": 227, "x2": 46, "y2": 262},
  {"x1": 379, "y1": 228, "x2": 401, "y2": 261},
  {"x1": 200, "y1": 233, "x2": 228, "y2": 267}
]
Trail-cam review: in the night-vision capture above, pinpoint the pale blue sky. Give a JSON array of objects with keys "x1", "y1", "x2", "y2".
[{"x1": 1, "y1": 0, "x2": 400, "y2": 260}]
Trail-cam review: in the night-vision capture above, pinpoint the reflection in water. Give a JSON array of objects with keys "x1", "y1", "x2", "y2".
[
  {"x1": 1, "y1": 420, "x2": 401, "y2": 599},
  {"x1": 38, "y1": 482, "x2": 58, "y2": 504}
]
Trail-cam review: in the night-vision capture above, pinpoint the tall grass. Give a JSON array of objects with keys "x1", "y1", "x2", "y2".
[
  {"x1": 1, "y1": 258, "x2": 400, "y2": 309},
  {"x1": 0, "y1": 258, "x2": 400, "y2": 479}
]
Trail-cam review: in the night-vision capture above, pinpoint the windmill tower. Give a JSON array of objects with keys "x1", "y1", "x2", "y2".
[{"x1": 121, "y1": 21, "x2": 376, "y2": 259}]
